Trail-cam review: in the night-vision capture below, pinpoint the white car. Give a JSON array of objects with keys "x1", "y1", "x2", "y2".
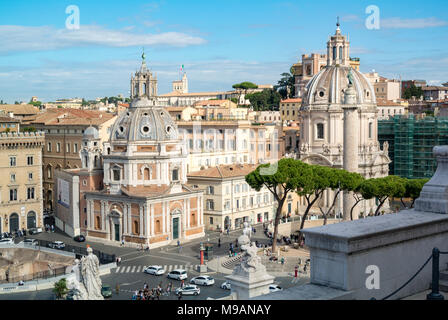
[
  {"x1": 269, "y1": 284, "x2": 283, "y2": 293},
  {"x1": 175, "y1": 285, "x2": 200, "y2": 296},
  {"x1": 0, "y1": 238, "x2": 14, "y2": 245},
  {"x1": 220, "y1": 281, "x2": 231, "y2": 290},
  {"x1": 167, "y1": 269, "x2": 188, "y2": 280},
  {"x1": 48, "y1": 241, "x2": 65, "y2": 249},
  {"x1": 190, "y1": 276, "x2": 215, "y2": 286},
  {"x1": 144, "y1": 265, "x2": 165, "y2": 276},
  {"x1": 22, "y1": 238, "x2": 38, "y2": 246}
]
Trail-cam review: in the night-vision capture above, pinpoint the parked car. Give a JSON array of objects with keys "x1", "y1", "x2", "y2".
[
  {"x1": 0, "y1": 238, "x2": 14, "y2": 245},
  {"x1": 167, "y1": 269, "x2": 188, "y2": 280},
  {"x1": 175, "y1": 285, "x2": 200, "y2": 296},
  {"x1": 269, "y1": 284, "x2": 283, "y2": 293},
  {"x1": 28, "y1": 228, "x2": 42, "y2": 235},
  {"x1": 144, "y1": 265, "x2": 165, "y2": 276},
  {"x1": 190, "y1": 276, "x2": 215, "y2": 286},
  {"x1": 73, "y1": 235, "x2": 86, "y2": 242},
  {"x1": 22, "y1": 238, "x2": 38, "y2": 246},
  {"x1": 220, "y1": 281, "x2": 231, "y2": 290},
  {"x1": 101, "y1": 285, "x2": 112, "y2": 298},
  {"x1": 48, "y1": 241, "x2": 65, "y2": 249}
]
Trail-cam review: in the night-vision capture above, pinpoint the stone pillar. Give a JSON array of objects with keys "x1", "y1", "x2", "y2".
[{"x1": 342, "y1": 83, "x2": 359, "y2": 221}]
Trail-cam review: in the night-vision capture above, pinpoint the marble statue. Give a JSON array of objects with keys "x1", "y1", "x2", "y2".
[
  {"x1": 233, "y1": 222, "x2": 267, "y2": 276},
  {"x1": 66, "y1": 259, "x2": 88, "y2": 300},
  {"x1": 80, "y1": 247, "x2": 104, "y2": 300}
]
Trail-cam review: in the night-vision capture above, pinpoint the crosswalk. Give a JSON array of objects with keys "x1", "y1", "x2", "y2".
[{"x1": 114, "y1": 265, "x2": 200, "y2": 274}]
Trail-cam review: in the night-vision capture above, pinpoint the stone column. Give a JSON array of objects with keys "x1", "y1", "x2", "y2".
[
  {"x1": 342, "y1": 83, "x2": 359, "y2": 221},
  {"x1": 139, "y1": 204, "x2": 144, "y2": 235}
]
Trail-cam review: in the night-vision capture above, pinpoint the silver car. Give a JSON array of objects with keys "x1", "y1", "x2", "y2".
[
  {"x1": 144, "y1": 265, "x2": 165, "y2": 275},
  {"x1": 175, "y1": 285, "x2": 200, "y2": 296}
]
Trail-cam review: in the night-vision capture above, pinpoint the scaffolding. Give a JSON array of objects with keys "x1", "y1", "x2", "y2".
[{"x1": 378, "y1": 115, "x2": 448, "y2": 179}]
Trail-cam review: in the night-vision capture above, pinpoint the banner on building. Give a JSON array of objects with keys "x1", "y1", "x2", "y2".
[{"x1": 57, "y1": 178, "x2": 70, "y2": 208}]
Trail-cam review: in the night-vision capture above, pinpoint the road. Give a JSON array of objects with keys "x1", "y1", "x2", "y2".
[{"x1": 3, "y1": 222, "x2": 308, "y2": 300}]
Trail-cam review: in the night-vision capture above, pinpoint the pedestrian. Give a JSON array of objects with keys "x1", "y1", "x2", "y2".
[
  {"x1": 303, "y1": 264, "x2": 307, "y2": 273},
  {"x1": 227, "y1": 228, "x2": 229, "y2": 236},
  {"x1": 281, "y1": 257, "x2": 285, "y2": 265},
  {"x1": 181, "y1": 279, "x2": 185, "y2": 288},
  {"x1": 156, "y1": 289, "x2": 160, "y2": 300},
  {"x1": 121, "y1": 238, "x2": 125, "y2": 247},
  {"x1": 178, "y1": 291, "x2": 182, "y2": 300},
  {"x1": 177, "y1": 240, "x2": 180, "y2": 247},
  {"x1": 218, "y1": 238, "x2": 221, "y2": 248},
  {"x1": 51, "y1": 225, "x2": 54, "y2": 232},
  {"x1": 144, "y1": 282, "x2": 148, "y2": 290}
]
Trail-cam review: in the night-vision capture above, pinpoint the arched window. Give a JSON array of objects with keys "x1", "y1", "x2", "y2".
[
  {"x1": 133, "y1": 221, "x2": 139, "y2": 234},
  {"x1": 369, "y1": 122, "x2": 373, "y2": 139},
  {"x1": 113, "y1": 168, "x2": 120, "y2": 181},
  {"x1": 47, "y1": 166, "x2": 52, "y2": 179},
  {"x1": 191, "y1": 213, "x2": 196, "y2": 226},
  {"x1": 316, "y1": 123, "x2": 324, "y2": 139},
  {"x1": 143, "y1": 83, "x2": 147, "y2": 95},
  {"x1": 156, "y1": 220, "x2": 161, "y2": 233},
  {"x1": 9, "y1": 213, "x2": 19, "y2": 233},
  {"x1": 94, "y1": 156, "x2": 99, "y2": 168},
  {"x1": 333, "y1": 46, "x2": 336, "y2": 60},
  {"x1": 339, "y1": 46, "x2": 343, "y2": 61},
  {"x1": 172, "y1": 169, "x2": 179, "y2": 181}
]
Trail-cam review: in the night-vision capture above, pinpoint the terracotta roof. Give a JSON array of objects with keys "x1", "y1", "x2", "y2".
[
  {"x1": 281, "y1": 98, "x2": 302, "y2": 103},
  {"x1": 118, "y1": 103, "x2": 129, "y2": 108},
  {"x1": 0, "y1": 116, "x2": 20, "y2": 123},
  {"x1": 0, "y1": 104, "x2": 39, "y2": 115},
  {"x1": 188, "y1": 164, "x2": 257, "y2": 179},
  {"x1": 160, "y1": 91, "x2": 225, "y2": 97},
  {"x1": 30, "y1": 108, "x2": 115, "y2": 126},
  {"x1": 423, "y1": 86, "x2": 448, "y2": 91},
  {"x1": 193, "y1": 100, "x2": 232, "y2": 106},
  {"x1": 376, "y1": 99, "x2": 401, "y2": 106}
]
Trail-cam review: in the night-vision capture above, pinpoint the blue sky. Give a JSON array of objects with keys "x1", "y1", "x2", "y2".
[{"x1": 0, "y1": 0, "x2": 447, "y2": 102}]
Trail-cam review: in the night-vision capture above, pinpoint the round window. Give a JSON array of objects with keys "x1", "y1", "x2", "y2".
[
  {"x1": 166, "y1": 126, "x2": 172, "y2": 133},
  {"x1": 119, "y1": 126, "x2": 124, "y2": 133},
  {"x1": 142, "y1": 126, "x2": 150, "y2": 133},
  {"x1": 319, "y1": 91, "x2": 325, "y2": 97}
]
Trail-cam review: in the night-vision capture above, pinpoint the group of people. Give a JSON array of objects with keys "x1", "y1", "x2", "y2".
[
  {"x1": 45, "y1": 224, "x2": 55, "y2": 232},
  {"x1": 131, "y1": 281, "x2": 174, "y2": 300}
]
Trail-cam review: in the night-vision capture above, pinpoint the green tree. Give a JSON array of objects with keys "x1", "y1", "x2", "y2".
[
  {"x1": 317, "y1": 169, "x2": 364, "y2": 225},
  {"x1": 400, "y1": 178, "x2": 429, "y2": 208},
  {"x1": 403, "y1": 84, "x2": 423, "y2": 100},
  {"x1": 360, "y1": 176, "x2": 406, "y2": 216},
  {"x1": 53, "y1": 278, "x2": 69, "y2": 300},
  {"x1": 296, "y1": 165, "x2": 333, "y2": 241},
  {"x1": 21, "y1": 126, "x2": 37, "y2": 132},
  {"x1": 245, "y1": 158, "x2": 304, "y2": 252},
  {"x1": 245, "y1": 89, "x2": 282, "y2": 111},
  {"x1": 232, "y1": 82, "x2": 258, "y2": 106},
  {"x1": 275, "y1": 72, "x2": 295, "y2": 99}
]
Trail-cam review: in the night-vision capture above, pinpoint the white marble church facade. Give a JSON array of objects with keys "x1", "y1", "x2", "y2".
[{"x1": 298, "y1": 23, "x2": 391, "y2": 218}]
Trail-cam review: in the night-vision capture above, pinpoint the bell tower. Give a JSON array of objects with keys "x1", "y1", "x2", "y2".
[
  {"x1": 130, "y1": 50, "x2": 158, "y2": 100},
  {"x1": 326, "y1": 18, "x2": 351, "y2": 67}
]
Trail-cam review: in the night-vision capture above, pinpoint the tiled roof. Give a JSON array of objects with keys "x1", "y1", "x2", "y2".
[
  {"x1": 0, "y1": 116, "x2": 20, "y2": 122},
  {"x1": 376, "y1": 99, "x2": 401, "y2": 106},
  {"x1": 281, "y1": 98, "x2": 302, "y2": 103},
  {"x1": 193, "y1": 100, "x2": 231, "y2": 106},
  {"x1": 0, "y1": 104, "x2": 39, "y2": 115},
  {"x1": 188, "y1": 164, "x2": 257, "y2": 179},
  {"x1": 30, "y1": 109, "x2": 115, "y2": 126}
]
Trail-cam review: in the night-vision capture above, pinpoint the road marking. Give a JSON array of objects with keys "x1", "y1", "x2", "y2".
[
  {"x1": 167, "y1": 265, "x2": 173, "y2": 271},
  {"x1": 136, "y1": 266, "x2": 141, "y2": 272},
  {"x1": 131, "y1": 266, "x2": 136, "y2": 273},
  {"x1": 126, "y1": 266, "x2": 131, "y2": 273},
  {"x1": 116, "y1": 267, "x2": 121, "y2": 273}
]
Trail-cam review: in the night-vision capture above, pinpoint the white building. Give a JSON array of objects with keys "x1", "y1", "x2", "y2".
[
  {"x1": 187, "y1": 164, "x2": 275, "y2": 231},
  {"x1": 298, "y1": 23, "x2": 390, "y2": 218}
]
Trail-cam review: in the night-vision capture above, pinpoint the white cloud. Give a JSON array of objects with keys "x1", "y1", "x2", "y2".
[
  {"x1": 0, "y1": 25, "x2": 206, "y2": 54},
  {"x1": 381, "y1": 17, "x2": 448, "y2": 29}
]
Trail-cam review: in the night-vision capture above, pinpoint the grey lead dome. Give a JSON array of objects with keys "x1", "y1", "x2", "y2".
[{"x1": 110, "y1": 97, "x2": 179, "y2": 143}]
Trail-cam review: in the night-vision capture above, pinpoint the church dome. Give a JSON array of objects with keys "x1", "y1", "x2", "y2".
[
  {"x1": 302, "y1": 65, "x2": 376, "y2": 107},
  {"x1": 83, "y1": 126, "x2": 99, "y2": 140},
  {"x1": 110, "y1": 97, "x2": 179, "y2": 143}
]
